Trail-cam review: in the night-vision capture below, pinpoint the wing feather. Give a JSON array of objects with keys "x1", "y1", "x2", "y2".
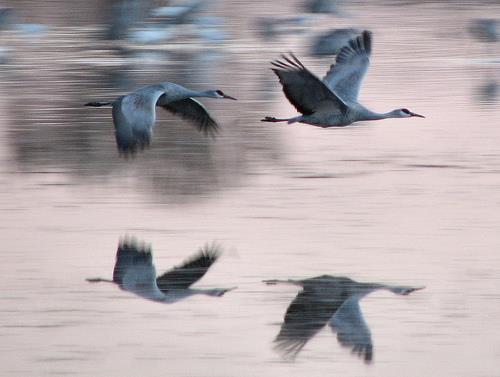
[
  {"x1": 329, "y1": 297, "x2": 374, "y2": 363},
  {"x1": 322, "y1": 30, "x2": 372, "y2": 101},
  {"x1": 157, "y1": 96, "x2": 219, "y2": 136},
  {"x1": 273, "y1": 282, "x2": 345, "y2": 359},
  {"x1": 112, "y1": 239, "x2": 157, "y2": 293},
  {"x1": 156, "y1": 244, "x2": 220, "y2": 292},
  {"x1": 271, "y1": 53, "x2": 347, "y2": 116}
]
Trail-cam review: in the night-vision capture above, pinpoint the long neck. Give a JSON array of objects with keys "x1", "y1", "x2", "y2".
[
  {"x1": 153, "y1": 288, "x2": 219, "y2": 303},
  {"x1": 187, "y1": 90, "x2": 215, "y2": 98},
  {"x1": 157, "y1": 83, "x2": 213, "y2": 102},
  {"x1": 359, "y1": 108, "x2": 399, "y2": 121},
  {"x1": 350, "y1": 282, "x2": 385, "y2": 297}
]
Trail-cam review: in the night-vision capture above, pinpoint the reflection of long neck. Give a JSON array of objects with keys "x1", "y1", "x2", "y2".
[
  {"x1": 356, "y1": 282, "x2": 420, "y2": 296},
  {"x1": 352, "y1": 282, "x2": 385, "y2": 297},
  {"x1": 157, "y1": 288, "x2": 226, "y2": 303},
  {"x1": 359, "y1": 109, "x2": 398, "y2": 121}
]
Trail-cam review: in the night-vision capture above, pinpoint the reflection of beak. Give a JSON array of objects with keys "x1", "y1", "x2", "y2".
[
  {"x1": 223, "y1": 94, "x2": 237, "y2": 100},
  {"x1": 411, "y1": 286, "x2": 426, "y2": 292},
  {"x1": 401, "y1": 286, "x2": 426, "y2": 295},
  {"x1": 410, "y1": 112, "x2": 425, "y2": 118}
]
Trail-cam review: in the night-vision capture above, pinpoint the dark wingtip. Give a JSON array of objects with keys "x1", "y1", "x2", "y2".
[
  {"x1": 118, "y1": 237, "x2": 152, "y2": 255},
  {"x1": 270, "y1": 53, "x2": 305, "y2": 71},
  {"x1": 362, "y1": 30, "x2": 372, "y2": 54},
  {"x1": 200, "y1": 118, "x2": 219, "y2": 138},
  {"x1": 270, "y1": 68, "x2": 281, "y2": 77},
  {"x1": 199, "y1": 242, "x2": 222, "y2": 261},
  {"x1": 348, "y1": 30, "x2": 372, "y2": 54},
  {"x1": 364, "y1": 346, "x2": 373, "y2": 363}
]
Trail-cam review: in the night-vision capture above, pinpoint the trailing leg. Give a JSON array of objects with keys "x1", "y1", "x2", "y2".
[
  {"x1": 85, "y1": 102, "x2": 111, "y2": 107},
  {"x1": 261, "y1": 115, "x2": 302, "y2": 124}
]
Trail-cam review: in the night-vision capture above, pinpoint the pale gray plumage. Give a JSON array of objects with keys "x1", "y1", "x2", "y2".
[
  {"x1": 85, "y1": 82, "x2": 236, "y2": 155},
  {"x1": 262, "y1": 31, "x2": 424, "y2": 127},
  {"x1": 86, "y1": 238, "x2": 234, "y2": 303},
  {"x1": 322, "y1": 30, "x2": 371, "y2": 102},
  {"x1": 264, "y1": 275, "x2": 424, "y2": 362}
]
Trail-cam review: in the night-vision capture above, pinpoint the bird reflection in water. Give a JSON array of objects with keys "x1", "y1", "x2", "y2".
[
  {"x1": 87, "y1": 238, "x2": 235, "y2": 303},
  {"x1": 265, "y1": 275, "x2": 424, "y2": 362}
]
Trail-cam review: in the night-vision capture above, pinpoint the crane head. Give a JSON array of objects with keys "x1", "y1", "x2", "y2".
[
  {"x1": 215, "y1": 89, "x2": 237, "y2": 100},
  {"x1": 399, "y1": 108, "x2": 425, "y2": 118}
]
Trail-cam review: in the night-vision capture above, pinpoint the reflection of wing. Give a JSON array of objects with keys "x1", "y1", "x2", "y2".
[
  {"x1": 322, "y1": 31, "x2": 372, "y2": 102},
  {"x1": 329, "y1": 297, "x2": 373, "y2": 362},
  {"x1": 274, "y1": 285, "x2": 343, "y2": 359},
  {"x1": 156, "y1": 244, "x2": 220, "y2": 292},
  {"x1": 157, "y1": 96, "x2": 219, "y2": 136},
  {"x1": 271, "y1": 53, "x2": 347, "y2": 116},
  {"x1": 112, "y1": 240, "x2": 159, "y2": 294}
]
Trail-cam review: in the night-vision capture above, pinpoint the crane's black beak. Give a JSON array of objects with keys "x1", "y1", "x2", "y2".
[
  {"x1": 223, "y1": 94, "x2": 237, "y2": 100},
  {"x1": 411, "y1": 112, "x2": 425, "y2": 118}
]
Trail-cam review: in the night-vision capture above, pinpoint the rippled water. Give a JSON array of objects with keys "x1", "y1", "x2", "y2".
[{"x1": 1, "y1": 1, "x2": 500, "y2": 376}]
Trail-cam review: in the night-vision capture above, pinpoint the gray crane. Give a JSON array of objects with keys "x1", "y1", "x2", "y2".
[
  {"x1": 85, "y1": 82, "x2": 236, "y2": 154},
  {"x1": 87, "y1": 239, "x2": 235, "y2": 303},
  {"x1": 262, "y1": 31, "x2": 424, "y2": 127},
  {"x1": 264, "y1": 275, "x2": 424, "y2": 362}
]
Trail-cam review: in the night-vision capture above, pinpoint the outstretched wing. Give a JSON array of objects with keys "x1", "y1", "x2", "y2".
[
  {"x1": 157, "y1": 96, "x2": 219, "y2": 136},
  {"x1": 113, "y1": 239, "x2": 158, "y2": 293},
  {"x1": 273, "y1": 285, "x2": 344, "y2": 359},
  {"x1": 322, "y1": 30, "x2": 372, "y2": 102},
  {"x1": 328, "y1": 297, "x2": 373, "y2": 363},
  {"x1": 156, "y1": 244, "x2": 221, "y2": 292},
  {"x1": 112, "y1": 97, "x2": 152, "y2": 156},
  {"x1": 271, "y1": 53, "x2": 347, "y2": 116}
]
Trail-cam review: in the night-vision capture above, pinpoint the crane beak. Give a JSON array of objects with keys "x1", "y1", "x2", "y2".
[
  {"x1": 222, "y1": 94, "x2": 237, "y2": 100},
  {"x1": 410, "y1": 112, "x2": 425, "y2": 118}
]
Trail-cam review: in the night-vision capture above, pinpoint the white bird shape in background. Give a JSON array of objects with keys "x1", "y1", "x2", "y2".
[
  {"x1": 262, "y1": 31, "x2": 424, "y2": 127},
  {"x1": 311, "y1": 28, "x2": 363, "y2": 56},
  {"x1": 468, "y1": 18, "x2": 498, "y2": 42},
  {"x1": 87, "y1": 239, "x2": 235, "y2": 302},
  {"x1": 264, "y1": 275, "x2": 424, "y2": 362},
  {"x1": 85, "y1": 82, "x2": 236, "y2": 155}
]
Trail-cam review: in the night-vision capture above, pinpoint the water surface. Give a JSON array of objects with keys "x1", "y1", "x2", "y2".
[{"x1": 1, "y1": 1, "x2": 500, "y2": 376}]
